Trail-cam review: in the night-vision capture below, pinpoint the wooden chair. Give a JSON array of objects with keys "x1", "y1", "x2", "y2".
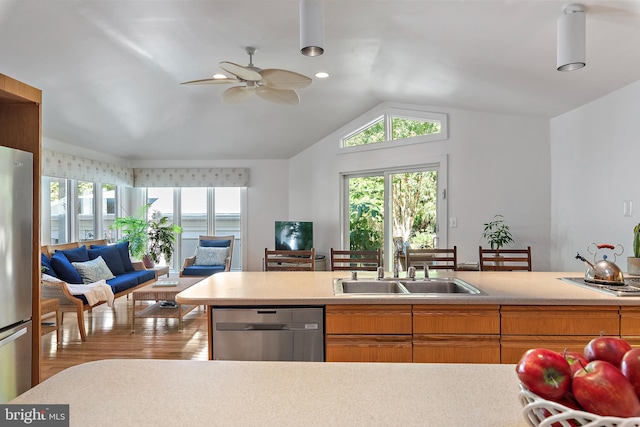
[
  {"x1": 41, "y1": 298, "x2": 61, "y2": 344},
  {"x1": 479, "y1": 246, "x2": 532, "y2": 271},
  {"x1": 405, "y1": 246, "x2": 457, "y2": 271},
  {"x1": 180, "y1": 235, "x2": 235, "y2": 277},
  {"x1": 265, "y1": 249, "x2": 315, "y2": 271},
  {"x1": 330, "y1": 249, "x2": 382, "y2": 271}
]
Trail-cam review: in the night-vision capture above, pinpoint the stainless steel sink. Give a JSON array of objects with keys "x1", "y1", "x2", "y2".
[
  {"x1": 333, "y1": 278, "x2": 485, "y2": 296},
  {"x1": 401, "y1": 278, "x2": 485, "y2": 295},
  {"x1": 334, "y1": 280, "x2": 406, "y2": 294}
]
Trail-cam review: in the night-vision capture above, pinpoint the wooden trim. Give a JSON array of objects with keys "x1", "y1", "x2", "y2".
[{"x1": 501, "y1": 305, "x2": 620, "y2": 336}]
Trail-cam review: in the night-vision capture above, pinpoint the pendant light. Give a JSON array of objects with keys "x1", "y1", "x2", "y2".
[
  {"x1": 300, "y1": 0, "x2": 324, "y2": 57},
  {"x1": 557, "y1": 3, "x2": 586, "y2": 71}
]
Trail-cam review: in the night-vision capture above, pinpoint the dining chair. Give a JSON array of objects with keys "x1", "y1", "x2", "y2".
[
  {"x1": 264, "y1": 248, "x2": 316, "y2": 271},
  {"x1": 478, "y1": 246, "x2": 532, "y2": 271}
]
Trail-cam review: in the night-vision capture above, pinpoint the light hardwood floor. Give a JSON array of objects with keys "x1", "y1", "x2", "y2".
[{"x1": 40, "y1": 295, "x2": 209, "y2": 382}]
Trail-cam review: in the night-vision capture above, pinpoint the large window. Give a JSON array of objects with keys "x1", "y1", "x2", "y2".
[
  {"x1": 344, "y1": 165, "x2": 445, "y2": 269},
  {"x1": 48, "y1": 178, "x2": 69, "y2": 244},
  {"x1": 146, "y1": 187, "x2": 242, "y2": 271},
  {"x1": 43, "y1": 178, "x2": 119, "y2": 244},
  {"x1": 77, "y1": 181, "x2": 95, "y2": 241}
]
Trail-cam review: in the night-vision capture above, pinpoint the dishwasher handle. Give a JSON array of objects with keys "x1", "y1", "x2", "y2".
[
  {"x1": 215, "y1": 322, "x2": 320, "y2": 332},
  {"x1": 244, "y1": 323, "x2": 287, "y2": 331}
]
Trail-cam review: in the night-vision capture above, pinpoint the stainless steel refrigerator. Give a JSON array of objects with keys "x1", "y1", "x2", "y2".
[{"x1": 0, "y1": 145, "x2": 33, "y2": 403}]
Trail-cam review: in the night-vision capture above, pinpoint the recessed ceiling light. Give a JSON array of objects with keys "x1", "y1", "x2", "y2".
[
  {"x1": 315, "y1": 71, "x2": 329, "y2": 79},
  {"x1": 212, "y1": 73, "x2": 227, "y2": 79}
]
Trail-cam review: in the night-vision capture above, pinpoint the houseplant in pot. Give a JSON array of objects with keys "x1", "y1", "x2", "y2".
[
  {"x1": 482, "y1": 215, "x2": 514, "y2": 265},
  {"x1": 111, "y1": 202, "x2": 182, "y2": 268},
  {"x1": 628, "y1": 223, "x2": 640, "y2": 276}
]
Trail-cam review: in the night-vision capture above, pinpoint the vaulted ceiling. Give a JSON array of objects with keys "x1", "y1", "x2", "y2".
[{"x1": 1, "y1": 1, "x2": 639, "y2": 160}]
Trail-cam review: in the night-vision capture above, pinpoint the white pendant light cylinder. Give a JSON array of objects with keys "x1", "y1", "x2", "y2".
[
  {"x1": 557, "y1": 3, "x2": 585, "y2": 71},
  {"x1": 300, "y1": 0, "x2": 324, "y2": 57}
]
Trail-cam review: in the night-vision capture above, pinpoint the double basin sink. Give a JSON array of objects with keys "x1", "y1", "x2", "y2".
[{"x1": 333, "y1": 277, "x2": 486, "y2": 296}]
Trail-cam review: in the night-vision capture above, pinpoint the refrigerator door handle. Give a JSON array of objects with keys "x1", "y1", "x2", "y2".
[{"x1": 0, "y1": 326, "x2": 28, "y2": 349}]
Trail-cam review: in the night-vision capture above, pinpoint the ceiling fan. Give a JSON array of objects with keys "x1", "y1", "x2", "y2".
[{"x1": 181, "y1": 47, "x2": 312, "y2": 106}]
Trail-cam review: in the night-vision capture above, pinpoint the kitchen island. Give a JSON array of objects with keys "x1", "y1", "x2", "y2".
[
  {"x1": 10, "y1": 359, "x2": 527, "y2": 426},
  {"x1": 177, "y1": 271, "x2": 640, "y2": 363}
]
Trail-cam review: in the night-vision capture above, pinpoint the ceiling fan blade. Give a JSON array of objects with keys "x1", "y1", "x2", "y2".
[
  {"x1": 219, "y1": 61, "x2": 262, "y2": 81},
  {"x1": 222, "y1": 86, "x2": 255, "y2": 104},
  {"x1": 260, "y1": 69, "x2": 312, "y2": 90},
  {"x1": 181, "y1": 77, "x2": 240, "y2": 85},
  {"x1": 256, "y1": 87, "x2": 300, "y2": 106}
]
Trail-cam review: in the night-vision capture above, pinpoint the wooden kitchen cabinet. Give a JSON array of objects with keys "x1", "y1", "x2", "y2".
[
  {"x1": 500, "y1": 305, "x2": 620, "y2": 363},
  {"x1": 620, "y1": 306, "x2": 640, "y2": 338},
  {"x1": 413, "y1": 305, "x2": 500, "y2": 363},
  {"x1": 325, "y1": 305, "x2": 412, "y2": 362}
]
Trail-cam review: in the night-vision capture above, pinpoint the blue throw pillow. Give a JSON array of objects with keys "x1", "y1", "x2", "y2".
[
  {"x1": 92, "y1": 242, "x2": 134, "y2": 272},
  {"x1": 200, "y1": 239, "x2": 231, "y2": 248},
  {"x1": 50, "y1": 251, "x2": 83, "y2": 284},
  {"x1": 41, "y1": 253, "x2": 58, "y2": 278},
  {"x1": 89, "y1": 245, "x2": 125, "y2": 275},
  {"x1": 58, "y1": 246, "x2": 89, "y2": 263}
]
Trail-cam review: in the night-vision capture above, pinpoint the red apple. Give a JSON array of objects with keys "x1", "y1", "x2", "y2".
[
  {"x1": 621, "y1": 347, "x2": 640, "y2": 399},
  {"x1": 516, "y1": 348, "x2": 572, "y2": 400},
  {"x1": 563, "y1": 350, "x2": 588, "y2": 377},
  {"x1": 584, "y1": 336, "x2": 632, "y2": 367},
  {"x1": 572, "y1": 360, "x2": 640, "y2": 417}
]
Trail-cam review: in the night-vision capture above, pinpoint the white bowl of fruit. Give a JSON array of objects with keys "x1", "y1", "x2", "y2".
[{"x1": 516, "y1": 336, "x2": 640, "y2": 427}]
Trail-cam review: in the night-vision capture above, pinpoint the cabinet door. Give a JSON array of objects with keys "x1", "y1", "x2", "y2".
[
  {"x1": 413, "y1": 305, "x2": 500, "y2": 334},
  {"x1": 620, "y1": 306, "x2": 640, "y2": 337},
  {"x1": 325, "y1": 335, "x2": 413, "y2": 363},
  {"x1": 325, "y1": 305, "x2": 412, "y2": 334},
  {"x1": 501, "y1": 306, "x2": 620, "y2": 336},
  {"x1": 413, "y1": 334, "x2": 500, "y2": 363}
]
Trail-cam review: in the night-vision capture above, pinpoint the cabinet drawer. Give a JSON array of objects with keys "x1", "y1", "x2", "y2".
[
  {"x1": 325, "y1": 305, "x2": 412, "y2": 334},
  {"x1": 325, "y1": 334, "x2": 412, "y2": 362},
  {"x1": 501, "y1": 335, "x2": 601, "y2": 364},
  {"x1": 413, "y1": 334, "x2": 500, "y2": 364},
  {"x1": 413, "y1": 305, "x2": 500, "y2": 334},
  {"x1": 501, "y1": 305, "x2": 620, "y2": 336}
]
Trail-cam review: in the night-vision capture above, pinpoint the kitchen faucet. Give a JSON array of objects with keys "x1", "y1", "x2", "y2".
[{"x1": 423, "y1": 263, "x2": 430, "y2": 280}]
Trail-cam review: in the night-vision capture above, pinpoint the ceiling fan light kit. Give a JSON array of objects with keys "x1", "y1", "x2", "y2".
[
  {"x1": 300, "y1": 0, "x2": 324, "y2": 56},
  {"x1": 557, "y1": 3, "x2": 586, "y2": 72}
]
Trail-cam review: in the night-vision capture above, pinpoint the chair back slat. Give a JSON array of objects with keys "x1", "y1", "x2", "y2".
[
  {"x1": 405, "y1": 246, "x2": 457, "y2": 271},
  {"x1": 330, "y1": 249, "x2": 382, "y2": 271}
]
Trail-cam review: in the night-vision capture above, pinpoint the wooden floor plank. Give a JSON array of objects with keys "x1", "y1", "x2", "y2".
[{"x1": 40, "y1": 296, "x2": 208, "y2": 381}]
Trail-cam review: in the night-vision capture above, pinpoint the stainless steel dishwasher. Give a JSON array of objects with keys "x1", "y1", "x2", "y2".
[{"x1": 211, "y1": 306, "x2": 324, "y2": 361}]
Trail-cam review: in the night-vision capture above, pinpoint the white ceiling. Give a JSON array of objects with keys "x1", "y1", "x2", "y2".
[{"x1": 1, "y1": 1, "x2": 639, "y2": 161}]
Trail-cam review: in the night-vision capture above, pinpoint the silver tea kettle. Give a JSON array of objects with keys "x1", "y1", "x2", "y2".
[{"x1": 575, "y1": 243, "x2": 625, "y2": 285}]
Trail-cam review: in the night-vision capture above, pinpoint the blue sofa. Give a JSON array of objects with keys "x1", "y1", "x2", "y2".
[{"x1": 41, "y1": 239, "x2": 157, "y2": 341}]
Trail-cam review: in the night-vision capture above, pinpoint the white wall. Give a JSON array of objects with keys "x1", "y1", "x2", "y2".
[
  {"x1": 290, "y1": 102, "x2": 552, "y2": 271},
  {"x1": 550, "y1": 80, "x2": 640, "y2": 272}
]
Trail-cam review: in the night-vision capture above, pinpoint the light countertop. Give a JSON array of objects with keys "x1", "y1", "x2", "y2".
[
  {"x1": 176, "y1": 271, "x2": 640, "y2": 306},
  {"x1": 11, "y1": 359, "x2": 527, "y2": 426}
]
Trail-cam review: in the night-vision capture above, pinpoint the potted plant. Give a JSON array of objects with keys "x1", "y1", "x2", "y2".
[
  {"x1": 111, "y1": 202, "x2": 182, "y2": 267},
  {"x1": 482, "y1": 214, "x2": 514, "y2": 255},
  {"x1": 628, "y1": 223, "x2": 640, "y2": 276}
]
